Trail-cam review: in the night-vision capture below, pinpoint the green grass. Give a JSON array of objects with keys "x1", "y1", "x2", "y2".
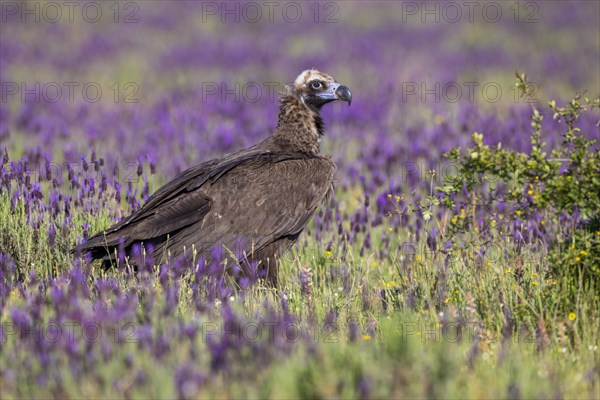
[{"x1": 1, "y1": 178, "x2": 599, "y2": 398}]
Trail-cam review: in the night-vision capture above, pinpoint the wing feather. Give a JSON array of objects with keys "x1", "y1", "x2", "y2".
[
  {"x1": 199, "y1": 156, "x2": 336, "y2": 258},
  {"x1": 75, "y1": 149, "x2": 323, "y2": 259}
]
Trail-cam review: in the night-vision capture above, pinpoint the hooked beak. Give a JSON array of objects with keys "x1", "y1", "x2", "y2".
[{"x1": 316, "y1": 82, "x2": 352, "y2": 105}]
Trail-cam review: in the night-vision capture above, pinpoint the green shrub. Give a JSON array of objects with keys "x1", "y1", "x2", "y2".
[{"x1": 437, "y1": 73, "x2": 600, "y2": 306}]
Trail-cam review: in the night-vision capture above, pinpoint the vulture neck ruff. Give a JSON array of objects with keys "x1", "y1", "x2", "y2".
[{"x1": 273, "y1": 91, "x2": 324, "y2": 156}]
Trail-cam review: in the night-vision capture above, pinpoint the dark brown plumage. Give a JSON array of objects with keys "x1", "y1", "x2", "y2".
[{"x1": 75, "y1": 69, "x2": 352, "y2": 282}]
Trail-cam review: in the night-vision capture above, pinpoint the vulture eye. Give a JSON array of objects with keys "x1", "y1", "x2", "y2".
[{"x1": 311, "y1": 81, "x2": 323, "y2": 90}]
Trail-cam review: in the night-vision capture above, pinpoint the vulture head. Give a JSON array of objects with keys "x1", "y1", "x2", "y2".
[
  {"x1": 290, "y1": 69, "x2": 352, "y2": 111},
  {"x1": 274, "y1": 69, "x2": 351, "y2": 155}
]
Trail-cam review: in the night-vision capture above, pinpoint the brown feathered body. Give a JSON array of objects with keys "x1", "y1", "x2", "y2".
[{"x1": 75, "y1": 70, "x2": 351, "y2": 282}]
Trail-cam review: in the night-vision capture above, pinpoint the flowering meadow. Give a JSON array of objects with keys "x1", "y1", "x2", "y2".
[{"x1": 1, "y1": 1, "x2": 599, "y2": 398}]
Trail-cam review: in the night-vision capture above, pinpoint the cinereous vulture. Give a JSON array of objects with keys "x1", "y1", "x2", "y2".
[{"x1": 75, "y1": 69, "x2": 352, "y2": 283}]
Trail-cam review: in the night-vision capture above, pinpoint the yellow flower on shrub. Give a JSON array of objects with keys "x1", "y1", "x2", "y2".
[
  {"x1": 568, "y1": 313, "x2": 576, "y2": 321},
  {"x1": 9, "y1": 289, "x2": 19, "y2": 302}
]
